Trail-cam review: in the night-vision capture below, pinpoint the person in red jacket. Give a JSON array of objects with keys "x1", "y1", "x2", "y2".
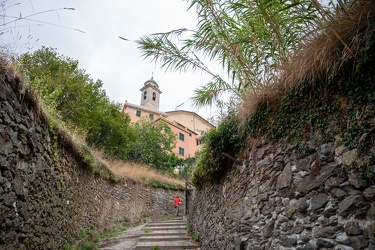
[{"x1": 174, "y1": 196, "x2": 182, "y2": 216}]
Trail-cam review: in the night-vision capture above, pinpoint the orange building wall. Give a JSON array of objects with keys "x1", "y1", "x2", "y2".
[
  {"x1": 123, "y1": 106, "x2": 204, "y2": 159},
  {"x1": 169, "y1": 125, "x2": 197, "y2": 159},
  {"x1": 123, "y1": 105, "x2": 164, "y2": 123},
  {"x1": 166, "y1": 111, "x2": 214, "y2": 135}
]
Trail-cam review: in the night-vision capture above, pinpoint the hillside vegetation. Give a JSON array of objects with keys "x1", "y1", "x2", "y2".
[
  {"x1": 192, "y1": 0, "x2": 375, "y2": 186},
  {"x1": 10, "y1": 47, "x2": 185, "y2": 188},
  {"x1": 93, "y1": 150, "x2": 184, "y2": 189}
]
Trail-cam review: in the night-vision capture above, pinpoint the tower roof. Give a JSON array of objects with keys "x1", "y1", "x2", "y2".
[
  {"x1": 144, "y1": 77, "x2": 159, "y2": 88},
  {"x1": 141, "y1": 76, "x2": 162, "y2": 94}
]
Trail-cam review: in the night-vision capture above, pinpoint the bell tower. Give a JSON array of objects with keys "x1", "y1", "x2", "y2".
[{"x1": 140, "y1": 77, "x2": 162, "y2": 111}]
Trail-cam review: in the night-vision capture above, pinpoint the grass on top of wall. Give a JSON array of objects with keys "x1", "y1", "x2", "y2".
[{"x1": 92, "y1": 150, "x2": 185, "y2": 189}]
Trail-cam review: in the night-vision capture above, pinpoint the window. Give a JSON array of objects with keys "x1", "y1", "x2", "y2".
[
  {"x1": 179, "y1": 132, "x2": 184, "y2": 141},
  {"x1": 143, "y1": 91, "x2": 147, "y2": 100},
  {"x1": 149, "y1": 114, "x2": 154, "y2": 120},
  {"x1": 136, "y1": 110, "x2": 141, "y2": 117},
  {"x1": 179, "y1": 147, "x2": 185, "y2": 156},
  {"x1": 196, "y1": 139, "x2": 199, "y2": 146},
  {"x1": 152, "y1": 92, "x2": 156, "y2": 101}
]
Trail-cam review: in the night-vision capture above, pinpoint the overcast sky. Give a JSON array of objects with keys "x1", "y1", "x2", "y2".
[{"x1": 1, "y1": 0, "x2": 219, "y2": 120}]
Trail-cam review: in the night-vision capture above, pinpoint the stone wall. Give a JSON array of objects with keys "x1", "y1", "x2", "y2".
[
  {"x1": 0, "y1": 64, "x2": 182, "y2": 249},
  {"x1": 189, "y1": 141, "x2": 375, "y2": 249}
]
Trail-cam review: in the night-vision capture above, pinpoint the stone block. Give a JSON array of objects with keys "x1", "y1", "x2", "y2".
[
  {"x1": 296, "y1": 163, "x2": 337, "y2": 194},
  {"x1": 298, "y1": 156, "x2": 313, "y2": 171},
  {"x1": 297, "y1": 198, "x2": 308, "y2": 212},
  {"x1": 325, "y1": 177, "x2": 345, "y2": 189},
  {"x1": 279, "y1": 236, "x2": 297, "y2": 247},
  {"x1": 348, "y1": 171, "x2": 364, "y2": 189},
  {"x1": 276, "y1": 162, "x2": 292, "y2": 190},
  {"x1": 368, "y1": 202, "x2": 375, "y2": 220},
  {"x1": 331, "y1": 188, "x2": 348, "y2": 198},
  {"x1": 363, "y1": 186, "x2": 375, "y2": 200},
  {"x1": 315, "y1": 226, "x2": 337, "y2": 239},
  {"x1": 347, "y1": 235, "x2": 368, "y2": 249},
  {"x1": 342, "y1": 149, "x2": 358, "y2": 167},
  {"x1": 319, "y1": 143, "x2": 334, "y2": 162},
  {"x1": 316, "y1": 238, "x2": 335, "y2": 248},
  {"x1": 261, "y1": 220, "x2": 274, "y2": 238},
  {"x1": 335, "y1": 145, "x2": 347, "y2": 156},
  {"x1": 345, "y1": 221, "x2": 363, "y2": 236},
  {"x1": 338, "y1": 194, "x2": 363, "y2": 217},
  {"x1": 296, "y1": 242, "x2": 316, "y2": 250},
  {"x1": 310, "y1": 193, "x2": 330, "y2": 211}
]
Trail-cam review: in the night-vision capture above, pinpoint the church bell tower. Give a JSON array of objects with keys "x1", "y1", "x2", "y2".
[{"x1": 140, "y1": 77, "x2": 162, "y2": 111}]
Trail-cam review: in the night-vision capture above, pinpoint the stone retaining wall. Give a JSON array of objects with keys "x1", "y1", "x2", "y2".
[
  {"x1": 189, "y1": 141, "x2": 375, "y2": 249},
  {"x1": 0, "y1": 64, "x2": 182, "y2": 249}
]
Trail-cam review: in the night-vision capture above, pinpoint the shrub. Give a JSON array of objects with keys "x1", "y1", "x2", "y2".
[
  {"x1": 193, "y1": 232, "x2": 200, "y2": 242},
  {"x1": 79, "y1": 229, "x2": 87, "y2": 239},
  {"x1": 140, "y1": 212, "x2": 149, "y2": 218},
  {"x1": 123, "y1": 216, "x2": 130, "y2": 222},
  {"x1": 80, "y1": 242, "x2": 94, "y2": 250},
  {"x1": 192, "y1": 110, "x2": 245, "y2": 186},
  {"x1": 92, "y1": 235, "x2": 100, "y2": 243}
]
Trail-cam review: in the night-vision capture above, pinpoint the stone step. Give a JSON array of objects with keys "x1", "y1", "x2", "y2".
[
  {"x1": 133, "y1": 218, "x2": 200, "y2": 250},
  {"x1": 141, "y1": 230, "x2": 187, "y2": 236},
  {"x1": 147, "y1": 222, "x2": 186, "y2": 227},
  {"x1": 149, "y1": 219, "x2": 184, "y2": 223},
  {"x1": 133, "y1": 240, "x2": 199, "y2": 250},
  {"x1": 139, "y1": 235, "x2": 191, "y2": 242},
  {"x1": 143, "y1": 225, "x2": 186, "y2": 231},
  {"x1": 153, "y1": 216, "x2": 183, "y2": 220}
]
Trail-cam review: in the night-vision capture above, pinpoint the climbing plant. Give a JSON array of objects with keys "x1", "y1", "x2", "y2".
[{"x1": 192, "y1": 110, "x2": 245, "y2": 185}]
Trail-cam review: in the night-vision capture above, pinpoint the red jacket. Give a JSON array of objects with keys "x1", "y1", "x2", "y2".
[{"x1": 174, "y1": 197, "x2": 181, "y2": 206}]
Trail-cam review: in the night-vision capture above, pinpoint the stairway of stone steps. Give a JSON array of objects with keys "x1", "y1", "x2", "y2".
[{"x1": 133, "y1": 217, "x2": 199, "y2": 250}]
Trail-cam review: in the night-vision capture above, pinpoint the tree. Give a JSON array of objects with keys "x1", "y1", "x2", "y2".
[
  {"x1": 19, "y1": 47, "x2": 102, "y2": 124},
  {"x1": 128, "y1": 119, "x2": 178, "y2": 169},
  {"x1": 18, "y1": 47, "x2": 135, "y2": 159},
  {"x1": 134, "y1": 0, "x2": 324, "y2": 108}
]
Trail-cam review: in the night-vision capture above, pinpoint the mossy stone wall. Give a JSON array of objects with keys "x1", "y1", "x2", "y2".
[{"x1": 0, "y1": 67, "x2": 182, "y2": 249}]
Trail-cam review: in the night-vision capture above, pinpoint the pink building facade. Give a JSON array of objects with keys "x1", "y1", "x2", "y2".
[
  {"x1": 155, "y1": 117, "x2": 198, "y2": 159},
  {"x1": 123, "y1": 78, "x2": 214, "y2": 159}
]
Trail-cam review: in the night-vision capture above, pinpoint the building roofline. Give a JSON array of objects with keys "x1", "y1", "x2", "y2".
[
  {"x1": 155, "y1": 117, "x2": 198, "y2": 135},
  {"x1": 165, "y1": 110, "x2": 215, "y2": 128},
  {"x1": 123, "y1": 101, "x2": 167, "y2": 115}
]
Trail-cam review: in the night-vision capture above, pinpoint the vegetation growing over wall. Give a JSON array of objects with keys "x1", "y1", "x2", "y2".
[
  {"x1": 17, "y1": 47, "x2": 183, "y2": 176},
  {"x1": 18, "y1": 47, "x2": 135, "y2": 157},
  {"x1": 192, "y1": 0, "x2": 375, "y2": 186},
  {"x1": 192, "y1": 111, "x2": 245, "y2": 185}
]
